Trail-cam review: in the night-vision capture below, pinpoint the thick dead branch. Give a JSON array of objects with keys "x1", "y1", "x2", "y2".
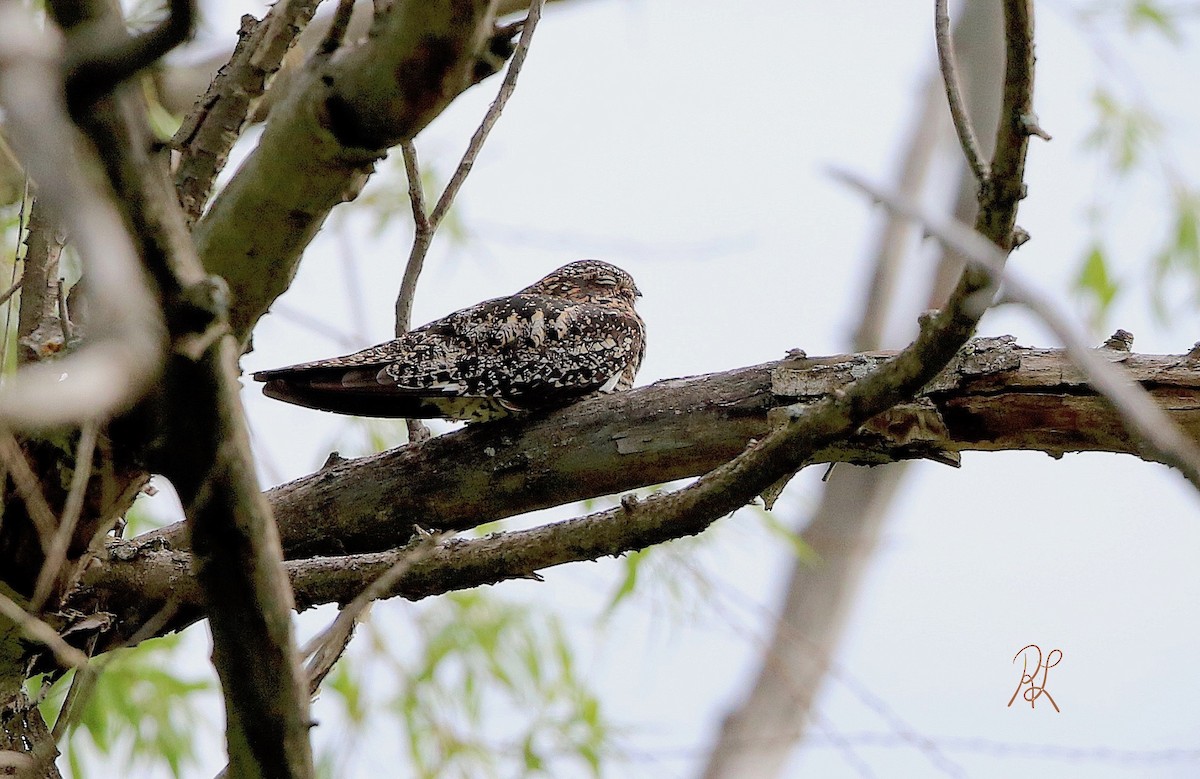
[
  {"x1": 144, "y1": 339, "x2": 1200, "y2": 562},
  {"x1": 74, "y1": 342, "x2": 1200, "y2": 651}
]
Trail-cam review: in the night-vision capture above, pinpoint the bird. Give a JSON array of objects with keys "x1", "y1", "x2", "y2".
[{"x1": 251, "y1": 260, "x2": 646, "y2": 421}]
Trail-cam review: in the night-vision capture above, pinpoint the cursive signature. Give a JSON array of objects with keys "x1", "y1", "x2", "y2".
[{"x1": 1008, "y1": 644, "x2": 1061, "y2": 712}]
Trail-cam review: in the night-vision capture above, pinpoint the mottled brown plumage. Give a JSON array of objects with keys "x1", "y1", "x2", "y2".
[{"x1": 252, "y1": 260, "x2": 645, "y2": 420}]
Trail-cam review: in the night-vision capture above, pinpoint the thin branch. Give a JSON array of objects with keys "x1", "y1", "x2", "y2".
[
  {"x1": 399, "y1": 141, "x2": 430, "y2": 232},
  {"x1": 0, "y1": 278, "x2": 21, "y2": 307},
  {"x1": 49, "y1": 661, "x2": 93, "y2": 742},
  {"x1": 428, "y1": 5, "x2": 543, "y2": 229},
  {"x1": 303, "y1": 607, "x2": 356, "y2": 696},
  {"x1": 393, "y1": 144, "x2": 435, "y2": 440},
  {"x1": 392, "y1": 1, "x2": 543, "y2": 335},
  {"x1": 391, "y1": 8, "x2": 540, "y2": 439},
  {"x1": 0, "y1": 178, "x2": 28, "y2": 373},
  {"x1": 835, "y1": 171, "x2": 1200, "y2": 490},
  {"x1": 55, "y1": 280, "x2": 71, "y2": 344},
  {"x1": 30, "y1": 420, "x2": 99, "y2": 612},
  {"x1": 394, "y1": 141, "x2": 433, "y2": 336},
  {"x1": 392, "y1": 143, "x2": 437, "y2": 439},
  {"x1": 935, "y1": 0, "x2": 990, "y2": 184},
  {"x1": 300, "y1": 529, "x2": 445, "y2": 664},
  {"x1": 300, "y1": 531, "x2": 445, "y2": 701}
]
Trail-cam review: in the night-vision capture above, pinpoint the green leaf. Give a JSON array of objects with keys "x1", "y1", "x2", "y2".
[
  {"x1": 51, "y1": 633, "x2": 213, "y2": 779},
  {"x1": 326, "y1": 661, "x2": 366, "y2": 725},
  {"x1": 1085, "y1": 88, "x2": 1160, "y2": 173},
  {"x1": 382, "y1": 591, "x2": 616, "y2": 777},
  {"x1": 1127, "y1": 0, "x2": 1183, "y2": 43},
  {"x1": 603, "y1": 548, "x2": 647, "y2": 615},
  {"x1": 1074, "y1": 244, "x2": 1122, "y2": 326},
  {"x1": 1151, "y1": 190, "x2": 1200, "y2": 318},
  {"x1": 522, "y1": 734, "x2": 545, "y2": 772},
  {"x1": 755, "y1": 507, "x2": 820, "y2": 564}
]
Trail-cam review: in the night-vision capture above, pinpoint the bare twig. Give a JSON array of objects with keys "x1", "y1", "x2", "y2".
[
  {"x1": 30, "y1": 420, "x2": 99, "y2": 611},
  {"x1": 300, "y1": 531, "x2": 445, "y2": 698},
  {"x1": 0, "y1": 277, "x2": 21, "y2": 307},
  {"x1": 0, "y1": 173, "x2": 28, "y2": 373},
  {"x1": 393, "y1": 144, "x2": 436, "y2": 441},
  {"x1": 303, "y1": 606, "x2": 355, "y2": 695},
  {"x1": 49, "y1": 662, "x2": 93, "y2": 742},
  {"x1": 428, "y1": 4, "x2": 543, "y2": 230},
  {"x1": 935, "y1": 0, "x2": 990, "y2": 184},
  {"x1": 390, "y1": 6, "x2": 541, "y2": 444},
  {"x1": 834, "y1": 170, "x2": 1200, "y2": 489},
  {"x1": 391, "y1": 0, "x2": 545, "y2": 335},
  {"x1": 399, "y1": 141, "x2": 429, "y2": 233},
  {"x1": 0, "y1": 5, "x2": 164, "y2": 429},
  {"x1": 301, "y1": 529, "x2": 445, "y2": 664},
  {"x1": 394, "y1": 141, "x2": 433, "y2": 336}
]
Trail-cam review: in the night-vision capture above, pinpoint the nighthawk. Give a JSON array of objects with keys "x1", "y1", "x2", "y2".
[{"x1": 252, "y1": 260, "x2": 645, "y2": 420}]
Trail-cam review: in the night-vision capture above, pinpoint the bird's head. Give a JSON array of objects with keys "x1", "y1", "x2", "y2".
[{"x1": 521, "y1": 260, "x2": 642, "y2": 307}]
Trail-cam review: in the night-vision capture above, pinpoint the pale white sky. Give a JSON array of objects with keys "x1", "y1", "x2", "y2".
[{"x1": 128, "y1": 1, "x2": 1200, "y2": 777}]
